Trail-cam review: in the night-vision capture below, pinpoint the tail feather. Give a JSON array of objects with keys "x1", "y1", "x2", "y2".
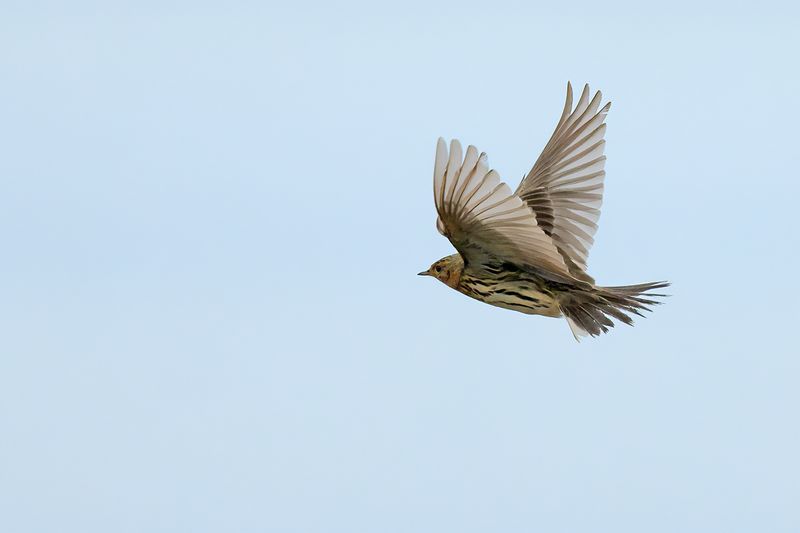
[{"x1": 560, "y1": 281, "x2": 670, "y2": 340}]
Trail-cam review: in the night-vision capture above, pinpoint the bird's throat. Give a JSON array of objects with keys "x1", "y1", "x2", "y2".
[{"x1": 446, "y1": 268, "x2": 462, "y2": 289}]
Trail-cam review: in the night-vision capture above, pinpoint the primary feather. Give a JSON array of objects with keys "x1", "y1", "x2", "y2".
[
  {"x1": 433, "y1": 138, "x2": 574, "y2": 282},
  {"x1": 516, "y1": 82, "x2": 610, "y2": 279}
]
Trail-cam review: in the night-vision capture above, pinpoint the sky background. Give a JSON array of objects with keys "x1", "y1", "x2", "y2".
[{"x1": 2, "y1": 2, "x2": 799, "y2": 532}]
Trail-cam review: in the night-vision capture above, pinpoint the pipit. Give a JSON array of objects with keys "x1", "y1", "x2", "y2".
[{"x1": 419, "y1": 83, "x2": 668, "y2": 340}]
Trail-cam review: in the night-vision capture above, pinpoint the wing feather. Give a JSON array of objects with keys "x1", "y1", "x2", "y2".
[
  {"x1": 516, "y1": 82, "x2": 611, "y2": 275},
  {"x1": 433, "y1": 138, "x2": 574, "y2": 281}
]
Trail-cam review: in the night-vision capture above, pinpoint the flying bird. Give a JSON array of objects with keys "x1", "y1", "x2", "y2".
[{"x1": 419, "y1": 82, "x2": 668, "y2": 340}]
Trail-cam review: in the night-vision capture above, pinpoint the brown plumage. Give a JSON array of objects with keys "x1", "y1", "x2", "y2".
[{"x1": 418, "y1": 82, "x2": 668, "y2": 340}]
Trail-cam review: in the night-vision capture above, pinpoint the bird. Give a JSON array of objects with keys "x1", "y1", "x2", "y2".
[{"x1": 418, "y1": 82, "x2": 668, "y2": 340}]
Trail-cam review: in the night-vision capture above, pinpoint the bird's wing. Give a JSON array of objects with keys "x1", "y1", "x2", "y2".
[
  {"x1": 433, "y1": 138, "x2": 574, "y2": 281},
  {"x1": 515, "y1": 82, "x2": 610, "y2": 273}
]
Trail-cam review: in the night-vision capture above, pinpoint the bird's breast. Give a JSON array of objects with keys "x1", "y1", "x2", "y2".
[{"x1": 457, "y1": 271, "x2": 561, "y2": 317}]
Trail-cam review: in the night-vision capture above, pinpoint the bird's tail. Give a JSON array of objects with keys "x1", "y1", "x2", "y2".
[{"x1": 559, "y1": 281, "x2": 670, "y2": 340}]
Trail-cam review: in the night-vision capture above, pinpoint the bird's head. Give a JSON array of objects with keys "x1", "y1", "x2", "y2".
[{"x1": 418, "y1": 254, "x2": 463, "y2": 288}]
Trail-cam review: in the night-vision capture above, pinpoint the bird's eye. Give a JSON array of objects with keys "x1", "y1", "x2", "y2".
[{"x1": 435, "y1": 266, "x2": 442, "y2": 273}]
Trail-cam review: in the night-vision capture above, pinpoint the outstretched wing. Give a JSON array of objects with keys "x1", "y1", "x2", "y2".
[
  {"x1": 433, "y1": 138, "x2": 574, "y2": 281},
  {"x1": 515, "y1": 83, "x2": 610, "y2": 274}
]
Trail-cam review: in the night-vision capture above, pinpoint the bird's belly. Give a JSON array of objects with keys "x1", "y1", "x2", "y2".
[{"x1": 459, "y1": 277, "x2": 562, "y2": 317}]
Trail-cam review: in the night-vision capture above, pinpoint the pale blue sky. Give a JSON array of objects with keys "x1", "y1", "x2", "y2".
[{"x1": 2, "y1": 2, "x2": 799, "y2": 532}]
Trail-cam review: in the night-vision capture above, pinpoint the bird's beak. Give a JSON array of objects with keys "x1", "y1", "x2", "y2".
[{"x1": 418, "y1": 270, "x2": 430, "y2": 276}]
